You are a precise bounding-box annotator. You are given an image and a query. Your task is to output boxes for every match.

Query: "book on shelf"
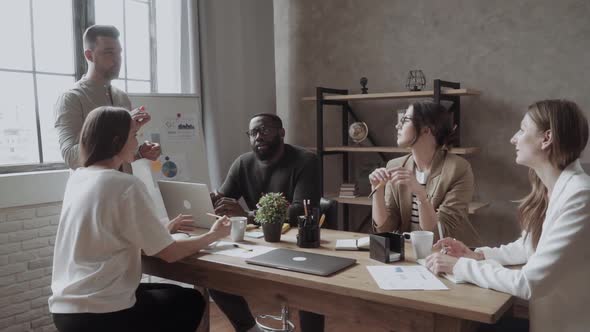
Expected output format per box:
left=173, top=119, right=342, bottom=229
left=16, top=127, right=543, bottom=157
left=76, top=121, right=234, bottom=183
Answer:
left=338, top=183, right=359, bottom=198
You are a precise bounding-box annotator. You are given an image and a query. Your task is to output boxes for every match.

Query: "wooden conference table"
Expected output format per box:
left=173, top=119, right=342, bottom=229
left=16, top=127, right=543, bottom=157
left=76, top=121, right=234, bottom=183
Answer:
left=142, top=228, right=514, bottom=332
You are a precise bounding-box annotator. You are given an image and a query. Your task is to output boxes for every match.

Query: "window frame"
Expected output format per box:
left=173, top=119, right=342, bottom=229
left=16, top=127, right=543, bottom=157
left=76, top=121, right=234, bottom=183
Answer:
left=1, top=0, right=199, bottom=174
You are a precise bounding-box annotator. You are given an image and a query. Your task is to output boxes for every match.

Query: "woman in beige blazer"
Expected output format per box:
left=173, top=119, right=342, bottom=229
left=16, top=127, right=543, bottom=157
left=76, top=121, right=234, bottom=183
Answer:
left=370, top=101, right=480, bottom=246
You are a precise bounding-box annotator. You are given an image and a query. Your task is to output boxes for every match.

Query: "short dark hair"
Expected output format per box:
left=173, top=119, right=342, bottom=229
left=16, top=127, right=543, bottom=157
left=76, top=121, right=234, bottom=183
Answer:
left=79, top=106, right=131, bottom=167
left=83, top=25, right=120, bottom=49
left=410, top=101, right=455, bottom=147
left=250, top=113, right=283, bottom=128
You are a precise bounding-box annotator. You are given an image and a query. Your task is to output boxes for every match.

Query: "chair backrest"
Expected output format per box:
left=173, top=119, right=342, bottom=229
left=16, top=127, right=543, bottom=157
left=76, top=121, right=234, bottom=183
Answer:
left=319, top=197, right=338, bottom=229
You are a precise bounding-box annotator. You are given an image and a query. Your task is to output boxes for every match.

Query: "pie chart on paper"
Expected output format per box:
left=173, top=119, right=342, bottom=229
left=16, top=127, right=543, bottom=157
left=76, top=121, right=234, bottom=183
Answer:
left=161, top=158, right=178, bottom=178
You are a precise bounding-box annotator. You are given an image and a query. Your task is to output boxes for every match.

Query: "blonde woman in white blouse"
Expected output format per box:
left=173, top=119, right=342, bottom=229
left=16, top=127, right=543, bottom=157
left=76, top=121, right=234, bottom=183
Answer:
left=426, top=99, right=590, bottom=332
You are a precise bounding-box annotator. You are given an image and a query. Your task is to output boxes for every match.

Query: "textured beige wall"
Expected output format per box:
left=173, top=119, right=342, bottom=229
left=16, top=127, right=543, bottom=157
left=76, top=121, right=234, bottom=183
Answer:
left=274, top=0, right=590, bottom=245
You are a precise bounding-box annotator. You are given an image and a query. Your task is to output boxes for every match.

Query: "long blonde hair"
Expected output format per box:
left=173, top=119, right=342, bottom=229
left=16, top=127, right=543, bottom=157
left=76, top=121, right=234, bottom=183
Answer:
left=518, top=100, right=588, bottom=249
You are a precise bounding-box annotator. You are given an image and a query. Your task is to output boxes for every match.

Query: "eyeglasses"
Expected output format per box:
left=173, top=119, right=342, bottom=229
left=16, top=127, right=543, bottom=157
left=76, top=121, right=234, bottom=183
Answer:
left=398, top=115, right=413, bottom=126
left=245, top=126, right=280, bottom=138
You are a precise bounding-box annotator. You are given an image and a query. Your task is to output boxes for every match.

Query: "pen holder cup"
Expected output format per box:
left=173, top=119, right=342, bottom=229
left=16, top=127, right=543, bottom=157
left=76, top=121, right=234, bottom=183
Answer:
left=370, top=232, right=405, bottom=263
left=296, top=215, right=320, bottom=248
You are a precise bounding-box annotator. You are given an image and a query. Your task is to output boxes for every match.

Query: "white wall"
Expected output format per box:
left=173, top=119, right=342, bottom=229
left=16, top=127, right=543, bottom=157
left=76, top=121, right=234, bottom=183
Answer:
left=0, top=202, right=60, bottom=332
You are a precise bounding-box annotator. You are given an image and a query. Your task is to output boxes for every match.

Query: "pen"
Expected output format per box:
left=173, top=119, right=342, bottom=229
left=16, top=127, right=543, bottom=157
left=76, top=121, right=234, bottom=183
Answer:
left=206, top=213, right=223, bottom=219
left=437, top=222, right=449, bottom=254
left=233, top=244, right=253, bottom=252
left=368, top=182, right=384, bottom=198
left=318, top=214, right=326, bottom=228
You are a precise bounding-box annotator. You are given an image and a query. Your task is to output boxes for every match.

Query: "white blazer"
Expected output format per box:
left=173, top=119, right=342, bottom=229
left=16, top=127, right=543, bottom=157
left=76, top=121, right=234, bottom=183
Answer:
left=453, top=160, right=590, bottom=332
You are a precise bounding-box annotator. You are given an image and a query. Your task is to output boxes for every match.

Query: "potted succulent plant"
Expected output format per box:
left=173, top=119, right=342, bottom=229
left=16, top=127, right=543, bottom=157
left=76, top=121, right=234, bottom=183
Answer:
left=255, top=193, right=289, bottom=242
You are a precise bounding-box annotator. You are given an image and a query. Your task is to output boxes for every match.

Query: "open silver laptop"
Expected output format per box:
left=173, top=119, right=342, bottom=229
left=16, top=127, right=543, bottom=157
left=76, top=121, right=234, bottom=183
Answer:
left=158, top=180, right=215, bottom=229
left=246, top=248, right=356, bottom=276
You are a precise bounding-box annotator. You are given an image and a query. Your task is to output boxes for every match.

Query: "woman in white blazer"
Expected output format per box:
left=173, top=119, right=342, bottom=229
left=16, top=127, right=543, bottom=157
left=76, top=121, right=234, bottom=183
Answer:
left=425, top=99, right=590, bottom=332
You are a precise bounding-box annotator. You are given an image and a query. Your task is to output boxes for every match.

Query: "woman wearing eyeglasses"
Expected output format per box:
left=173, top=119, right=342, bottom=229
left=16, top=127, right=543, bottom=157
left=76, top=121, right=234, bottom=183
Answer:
left=426, top=100, right=590, bottom=332
left=369, top=101, right=480, bottom=246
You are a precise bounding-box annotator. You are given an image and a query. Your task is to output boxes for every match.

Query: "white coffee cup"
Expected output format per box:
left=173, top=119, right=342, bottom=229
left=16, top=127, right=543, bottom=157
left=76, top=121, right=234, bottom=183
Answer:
left=230, top=217, right=247, bottom=242
left=403, top=231, right=434, bottom=260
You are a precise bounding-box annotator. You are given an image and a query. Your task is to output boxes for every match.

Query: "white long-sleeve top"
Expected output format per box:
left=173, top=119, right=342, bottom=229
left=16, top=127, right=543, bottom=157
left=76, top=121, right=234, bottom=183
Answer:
left=453, top=160, right=590, bottom=332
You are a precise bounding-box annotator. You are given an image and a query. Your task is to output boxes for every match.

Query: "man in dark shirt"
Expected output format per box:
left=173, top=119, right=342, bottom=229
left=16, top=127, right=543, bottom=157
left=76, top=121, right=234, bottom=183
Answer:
left=211, top=114, right=319, bottom=225
left=209, top=113, right=324, bottom=332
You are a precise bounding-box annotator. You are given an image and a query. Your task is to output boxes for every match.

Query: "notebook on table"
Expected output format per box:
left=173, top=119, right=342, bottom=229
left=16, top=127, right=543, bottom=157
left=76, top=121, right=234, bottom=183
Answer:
left=335, top=236, right=370, bottom=251
left=246, top=248, right=356, bottom=276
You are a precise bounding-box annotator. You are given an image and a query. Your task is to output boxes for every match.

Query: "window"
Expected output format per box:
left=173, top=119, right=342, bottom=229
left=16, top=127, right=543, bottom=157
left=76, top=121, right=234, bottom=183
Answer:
left=0, top=0, right=197, bottom=172
left=94, top=0, right=194, bottom=94
left=0, top=0, right=75, bottom=167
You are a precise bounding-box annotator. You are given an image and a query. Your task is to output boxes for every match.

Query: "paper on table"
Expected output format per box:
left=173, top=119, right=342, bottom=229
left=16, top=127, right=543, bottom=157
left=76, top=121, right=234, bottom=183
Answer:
left=367, top=265, right=448, bottom=290
left=245, top=231, right=264, bottom=239
left=416, top=259, right=464, bottom=284
left=202, top=241, right=276, bottom=259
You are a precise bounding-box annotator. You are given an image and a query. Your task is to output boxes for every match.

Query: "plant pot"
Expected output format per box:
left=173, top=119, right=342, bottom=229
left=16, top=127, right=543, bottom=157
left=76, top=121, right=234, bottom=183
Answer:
left=262, top=222, right=282, bottom=242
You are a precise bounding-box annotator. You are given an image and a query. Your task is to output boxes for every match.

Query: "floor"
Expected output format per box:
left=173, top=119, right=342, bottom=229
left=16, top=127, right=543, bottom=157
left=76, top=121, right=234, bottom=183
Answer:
left=208, top=298, right=383, bottom=332
left=209, top=299, right=301, bottom=332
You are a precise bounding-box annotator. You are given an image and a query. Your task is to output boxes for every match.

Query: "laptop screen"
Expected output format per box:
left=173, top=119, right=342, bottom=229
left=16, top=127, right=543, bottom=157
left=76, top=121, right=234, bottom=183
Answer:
left=158, top=180, right=215, bottom=229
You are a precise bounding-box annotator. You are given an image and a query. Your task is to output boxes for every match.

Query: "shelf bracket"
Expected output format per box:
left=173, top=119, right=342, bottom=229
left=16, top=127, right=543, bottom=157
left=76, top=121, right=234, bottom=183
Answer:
left=434, top=79, right=461, bottom=146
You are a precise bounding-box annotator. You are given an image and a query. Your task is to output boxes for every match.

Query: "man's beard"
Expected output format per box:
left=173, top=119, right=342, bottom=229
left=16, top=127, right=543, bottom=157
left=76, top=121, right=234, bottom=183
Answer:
left=253, top=135, right=281, bottom=161
left=105, top=66, right=121, bottom=80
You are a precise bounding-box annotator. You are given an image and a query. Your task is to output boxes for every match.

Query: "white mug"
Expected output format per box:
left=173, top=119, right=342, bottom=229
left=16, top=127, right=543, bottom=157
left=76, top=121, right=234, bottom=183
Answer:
left=230, top=217, right=247, bottom=242
left=403, top=231, right=434, bottom=260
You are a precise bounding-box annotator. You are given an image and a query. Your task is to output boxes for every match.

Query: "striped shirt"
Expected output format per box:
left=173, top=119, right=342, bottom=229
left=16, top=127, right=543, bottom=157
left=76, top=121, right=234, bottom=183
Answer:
left=411, top=169, right=428, bottom=231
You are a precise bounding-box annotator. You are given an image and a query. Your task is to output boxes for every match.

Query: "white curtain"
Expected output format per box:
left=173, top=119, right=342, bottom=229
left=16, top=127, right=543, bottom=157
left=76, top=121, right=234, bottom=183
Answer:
left=198, top=0, right=276, bottom=189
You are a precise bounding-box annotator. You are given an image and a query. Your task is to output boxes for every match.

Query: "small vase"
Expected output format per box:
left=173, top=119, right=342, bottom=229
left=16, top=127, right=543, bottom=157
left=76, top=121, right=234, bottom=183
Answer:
left=262, top=222, right=282, bottom=242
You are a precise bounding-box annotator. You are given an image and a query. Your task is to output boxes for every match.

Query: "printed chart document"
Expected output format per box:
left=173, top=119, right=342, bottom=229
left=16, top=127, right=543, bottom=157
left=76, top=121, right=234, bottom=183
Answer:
left=202, top=241, right=276, bottom=259
left=367, top=265, right=448, bottom=290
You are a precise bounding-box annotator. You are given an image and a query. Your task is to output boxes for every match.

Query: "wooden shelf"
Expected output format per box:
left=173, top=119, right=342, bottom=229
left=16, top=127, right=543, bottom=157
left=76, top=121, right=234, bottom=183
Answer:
left=306, top=146, right=480, bottom=155
left=302, top=88, right=481, bottom=102
left=326, top=195, right=488, bottom=215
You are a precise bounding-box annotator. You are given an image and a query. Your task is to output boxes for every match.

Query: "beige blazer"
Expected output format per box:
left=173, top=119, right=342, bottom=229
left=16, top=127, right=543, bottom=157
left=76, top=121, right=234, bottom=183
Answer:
left=374, top=149, right=481, bottom=246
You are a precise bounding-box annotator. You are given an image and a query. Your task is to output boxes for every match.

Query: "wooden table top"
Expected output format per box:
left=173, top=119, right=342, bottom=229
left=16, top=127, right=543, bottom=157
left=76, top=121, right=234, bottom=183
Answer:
left=145, top=228, right=514, bottom=324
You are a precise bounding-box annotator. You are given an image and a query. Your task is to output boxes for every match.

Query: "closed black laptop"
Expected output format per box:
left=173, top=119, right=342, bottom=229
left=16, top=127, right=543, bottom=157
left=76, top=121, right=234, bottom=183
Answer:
left=246, top=248, right=356, bottom=276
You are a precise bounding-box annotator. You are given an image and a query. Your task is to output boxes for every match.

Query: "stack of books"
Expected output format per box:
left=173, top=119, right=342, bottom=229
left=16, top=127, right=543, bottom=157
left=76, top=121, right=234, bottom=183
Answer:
left=339, top=183, right=358, bottom=198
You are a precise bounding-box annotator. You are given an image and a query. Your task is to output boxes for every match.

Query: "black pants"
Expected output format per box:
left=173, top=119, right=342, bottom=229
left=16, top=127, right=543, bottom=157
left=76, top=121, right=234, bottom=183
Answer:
left=209, top=289, right=324, bottom=332
left=478, top=316, right=529, bottom=332
left=53, top=283, right=205, bottom=332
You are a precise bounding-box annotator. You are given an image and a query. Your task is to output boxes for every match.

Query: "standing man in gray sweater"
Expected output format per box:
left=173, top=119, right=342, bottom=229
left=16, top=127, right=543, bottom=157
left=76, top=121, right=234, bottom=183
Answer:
left=54, top=25, right=160, bottom=170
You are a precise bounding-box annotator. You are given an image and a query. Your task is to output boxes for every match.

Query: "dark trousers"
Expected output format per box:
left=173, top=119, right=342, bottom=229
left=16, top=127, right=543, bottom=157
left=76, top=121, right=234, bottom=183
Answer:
left=209, top=289, right=324, bottom=332
left=53, top=283, right=205, bottom=332
left=478, top=316, right=529, bottom=332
